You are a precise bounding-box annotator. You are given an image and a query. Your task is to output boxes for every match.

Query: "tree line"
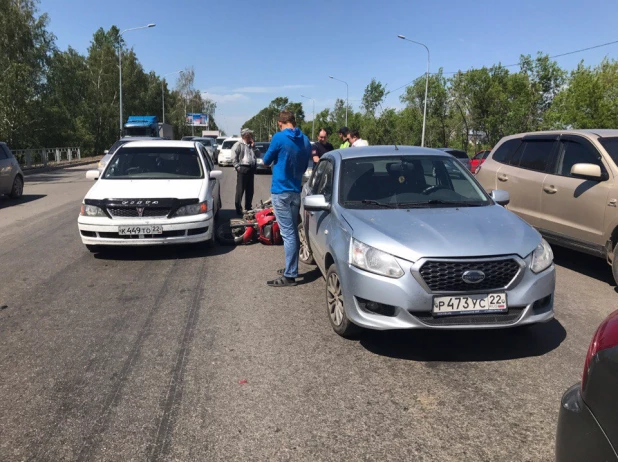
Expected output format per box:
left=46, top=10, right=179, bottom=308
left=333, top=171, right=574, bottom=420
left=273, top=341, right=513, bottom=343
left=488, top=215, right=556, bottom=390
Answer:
left=243, top=54, right=618, bottom=154
left=0, top=0, right=220, bottom=156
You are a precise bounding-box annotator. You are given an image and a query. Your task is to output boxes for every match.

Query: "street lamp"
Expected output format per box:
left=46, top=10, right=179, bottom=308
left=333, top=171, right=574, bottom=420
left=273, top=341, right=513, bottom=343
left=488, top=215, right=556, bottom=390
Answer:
left=161, top=70, right=182, bottom=124
left=329, top=75, right=348, bottom=127
left=398, top=34, right=430, bottom=147
left=118, top=23, right=156, bottom=137
left=300, top=94, right=315, bottom=140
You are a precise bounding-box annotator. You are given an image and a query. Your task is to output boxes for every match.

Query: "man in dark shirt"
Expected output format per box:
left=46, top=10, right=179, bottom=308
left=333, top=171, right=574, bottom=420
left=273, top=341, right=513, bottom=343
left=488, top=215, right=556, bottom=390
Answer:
left=311, top=128, right=334, bottom=163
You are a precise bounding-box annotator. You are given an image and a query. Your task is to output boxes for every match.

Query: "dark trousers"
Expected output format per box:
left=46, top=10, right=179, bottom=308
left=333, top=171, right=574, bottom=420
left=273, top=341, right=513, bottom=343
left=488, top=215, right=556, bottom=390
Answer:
left=235, top=168, right=255, bottom=212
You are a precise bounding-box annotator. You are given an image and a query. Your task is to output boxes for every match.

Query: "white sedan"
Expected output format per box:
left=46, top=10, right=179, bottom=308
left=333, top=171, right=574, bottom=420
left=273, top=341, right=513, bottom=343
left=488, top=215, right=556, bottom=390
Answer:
left=78, top=140, right=222, bottom=252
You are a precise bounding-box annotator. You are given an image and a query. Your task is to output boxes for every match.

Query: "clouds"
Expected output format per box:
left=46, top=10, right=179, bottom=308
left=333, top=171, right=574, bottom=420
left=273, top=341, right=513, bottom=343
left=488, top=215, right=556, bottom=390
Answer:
left=207, top=93, right=249, bottom=103
left=203, top=84, right=314, bottom=104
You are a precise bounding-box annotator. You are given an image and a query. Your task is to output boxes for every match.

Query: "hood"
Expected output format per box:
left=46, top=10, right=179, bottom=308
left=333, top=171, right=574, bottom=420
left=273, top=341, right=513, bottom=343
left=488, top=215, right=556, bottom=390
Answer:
left=340, top=205, right=540, bottom=262
left=86, top=179, right=204, bottom=200
left=283, top=127, right=304, bottom=140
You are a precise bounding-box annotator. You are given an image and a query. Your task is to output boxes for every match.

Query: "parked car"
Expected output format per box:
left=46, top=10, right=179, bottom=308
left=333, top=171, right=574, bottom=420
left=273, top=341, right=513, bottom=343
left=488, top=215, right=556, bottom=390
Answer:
left=556, top=309, right=618, bottom=461
left=254, top=142, right=271, bottom=173
left=78, top=140, right=222, bottom=252
left=436, top=148, right=471, bottom=177
left=0, top=142, right=24, bottom=199
left=98, top=137, right=164, bottom=172
left=215, top=136, right=227, bottom=158
left=300, top=146, right=555, bottom=337
left=217, top=138, right=241, bottom=166
left=181, top=136, right=197, bottom=141
left=476, top=130, right=618, bottom=285
left=192, top=137, right=216, bottom=161
left=469, top=150, right=492, bottom=173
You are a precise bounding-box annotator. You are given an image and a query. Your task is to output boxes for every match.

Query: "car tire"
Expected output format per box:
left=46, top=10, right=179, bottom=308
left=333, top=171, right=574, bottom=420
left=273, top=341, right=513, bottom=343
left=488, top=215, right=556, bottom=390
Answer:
left=298, top=223, right=315, bottom=265
left=325, top=265, right=362, bottom=338
left=612, top=243, right=618, bottom=285
left=85, top=244, right=100, bottom=253
left=9, top=175, right=23, bottom=199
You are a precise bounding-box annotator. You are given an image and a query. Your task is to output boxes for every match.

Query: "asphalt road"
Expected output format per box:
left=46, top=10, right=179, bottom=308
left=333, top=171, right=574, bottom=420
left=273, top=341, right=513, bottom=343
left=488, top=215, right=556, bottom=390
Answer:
left=0, top=164, right=616, bottom=461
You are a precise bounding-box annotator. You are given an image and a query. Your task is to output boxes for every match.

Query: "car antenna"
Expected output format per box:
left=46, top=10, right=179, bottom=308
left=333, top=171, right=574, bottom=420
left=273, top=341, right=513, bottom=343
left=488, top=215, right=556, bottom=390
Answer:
left=394, top=144, right=399, bottom=150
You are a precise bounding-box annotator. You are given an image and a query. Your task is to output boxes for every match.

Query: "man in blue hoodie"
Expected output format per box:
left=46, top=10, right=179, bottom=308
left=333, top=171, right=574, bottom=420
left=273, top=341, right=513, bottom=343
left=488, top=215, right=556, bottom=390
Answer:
left=263, top=111, right=312, bottom=287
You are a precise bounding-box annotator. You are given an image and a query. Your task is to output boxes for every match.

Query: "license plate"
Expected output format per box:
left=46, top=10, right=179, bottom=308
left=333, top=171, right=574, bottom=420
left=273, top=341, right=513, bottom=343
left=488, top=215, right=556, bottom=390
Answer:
left=118, top=225, right=163, bottom=235
left=433, top=293, right=507, bottom=316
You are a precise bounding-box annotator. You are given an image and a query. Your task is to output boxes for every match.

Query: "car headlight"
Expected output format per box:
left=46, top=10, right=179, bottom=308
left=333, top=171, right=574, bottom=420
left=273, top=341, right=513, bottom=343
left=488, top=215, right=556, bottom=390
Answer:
left=80, top=204, right=106, bottom=217
left=349, top=238, right=404, bottom=278
left=174, top=201, right=208, bottom=217
left=530, top=238, right=553, bottom=273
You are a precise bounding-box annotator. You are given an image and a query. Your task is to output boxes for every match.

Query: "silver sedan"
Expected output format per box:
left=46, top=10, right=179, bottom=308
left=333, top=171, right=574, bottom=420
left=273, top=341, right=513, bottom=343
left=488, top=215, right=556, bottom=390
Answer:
left=300, top=146, right=555, bottom=337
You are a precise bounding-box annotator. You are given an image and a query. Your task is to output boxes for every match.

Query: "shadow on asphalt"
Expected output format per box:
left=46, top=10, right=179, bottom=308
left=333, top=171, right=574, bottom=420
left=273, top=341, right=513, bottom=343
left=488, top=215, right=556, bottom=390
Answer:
left=552, top=245, right=615, bottom=288
left=25, top=166, right=94, bottom=183
left=0, top=194, right=46, bottom=209
left=359, top=319, right=567, bottom=362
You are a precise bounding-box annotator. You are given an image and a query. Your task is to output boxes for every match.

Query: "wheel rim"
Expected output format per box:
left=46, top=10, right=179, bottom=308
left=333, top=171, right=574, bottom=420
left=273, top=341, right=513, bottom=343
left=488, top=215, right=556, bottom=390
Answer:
left=327, top=272, right=344, bottom=326
left=14, top=177, right=23, bottom=196
left=299, top=226, right=311, bottom=261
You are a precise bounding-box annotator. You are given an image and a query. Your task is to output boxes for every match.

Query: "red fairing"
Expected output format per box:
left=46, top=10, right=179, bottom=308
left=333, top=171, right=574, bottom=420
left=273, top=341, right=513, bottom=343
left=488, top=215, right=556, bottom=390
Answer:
left=256, top=208, right=281, bottom=245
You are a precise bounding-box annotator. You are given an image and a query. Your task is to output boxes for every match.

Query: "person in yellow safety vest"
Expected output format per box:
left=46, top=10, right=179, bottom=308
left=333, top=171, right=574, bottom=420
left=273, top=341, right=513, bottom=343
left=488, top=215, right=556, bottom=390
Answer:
left=338, top=127, right=350, bottom=149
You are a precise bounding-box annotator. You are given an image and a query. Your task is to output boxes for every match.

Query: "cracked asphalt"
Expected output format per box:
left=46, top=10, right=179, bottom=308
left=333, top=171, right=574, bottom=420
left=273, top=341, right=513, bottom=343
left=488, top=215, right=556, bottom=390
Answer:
left=0, top=164, right=616, bottom=461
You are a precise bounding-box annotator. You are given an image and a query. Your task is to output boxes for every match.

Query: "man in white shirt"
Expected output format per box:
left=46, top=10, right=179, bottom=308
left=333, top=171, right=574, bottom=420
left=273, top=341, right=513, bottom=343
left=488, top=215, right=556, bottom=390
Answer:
left=348, top=130, right=369, bottom=147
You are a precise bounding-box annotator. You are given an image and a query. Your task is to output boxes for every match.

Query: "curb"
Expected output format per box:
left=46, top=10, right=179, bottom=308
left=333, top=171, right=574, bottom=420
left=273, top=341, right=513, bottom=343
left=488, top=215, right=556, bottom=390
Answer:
left=22, top=157, right=102, bottom=176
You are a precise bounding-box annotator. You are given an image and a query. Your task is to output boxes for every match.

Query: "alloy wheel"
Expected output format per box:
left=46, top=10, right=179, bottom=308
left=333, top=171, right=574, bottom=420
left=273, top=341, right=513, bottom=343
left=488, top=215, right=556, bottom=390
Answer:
left=327, top=272, right=344, bottom=326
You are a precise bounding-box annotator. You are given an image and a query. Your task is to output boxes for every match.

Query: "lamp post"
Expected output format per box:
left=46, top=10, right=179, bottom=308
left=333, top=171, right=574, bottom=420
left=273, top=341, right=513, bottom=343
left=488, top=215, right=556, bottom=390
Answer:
left=300, top=94, right=315, bottom=140
left=329, top=75, right=348, bottom=127
left=397, top=35, right=430, bottom=147
left=118, top=23, right=156, bottom=137
left=161, top=70, right=182, bottom=124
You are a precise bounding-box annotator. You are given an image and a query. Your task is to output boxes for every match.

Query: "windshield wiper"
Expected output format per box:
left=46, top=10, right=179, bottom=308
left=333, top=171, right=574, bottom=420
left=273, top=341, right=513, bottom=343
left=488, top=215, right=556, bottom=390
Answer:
left=397, top=200, right=485, bottom=208
left=344, top=200, right=395, bottom=208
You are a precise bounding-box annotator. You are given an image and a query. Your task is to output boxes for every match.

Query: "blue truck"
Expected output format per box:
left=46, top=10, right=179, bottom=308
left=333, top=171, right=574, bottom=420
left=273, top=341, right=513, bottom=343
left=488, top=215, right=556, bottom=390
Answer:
left=123, top=116, right=174, bottom=139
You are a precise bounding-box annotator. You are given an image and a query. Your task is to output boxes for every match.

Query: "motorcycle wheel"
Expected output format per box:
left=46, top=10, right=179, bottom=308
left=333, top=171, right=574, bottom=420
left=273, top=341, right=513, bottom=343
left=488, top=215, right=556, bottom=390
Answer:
left=216, top=220, right=246, bottom=245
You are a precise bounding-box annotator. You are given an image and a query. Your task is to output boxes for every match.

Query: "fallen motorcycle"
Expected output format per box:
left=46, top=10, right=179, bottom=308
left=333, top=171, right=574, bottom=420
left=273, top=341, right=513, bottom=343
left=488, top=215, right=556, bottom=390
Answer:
left=216, top=199, right=282, bottom=246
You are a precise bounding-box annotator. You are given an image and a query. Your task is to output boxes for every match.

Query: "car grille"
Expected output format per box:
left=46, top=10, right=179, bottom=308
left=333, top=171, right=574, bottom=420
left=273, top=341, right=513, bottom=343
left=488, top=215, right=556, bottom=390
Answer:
left=107, top=207, right=171, bottom=218
left=419, top=258, right=520, bottom=292
left=413, top=307, right=525, bottom=326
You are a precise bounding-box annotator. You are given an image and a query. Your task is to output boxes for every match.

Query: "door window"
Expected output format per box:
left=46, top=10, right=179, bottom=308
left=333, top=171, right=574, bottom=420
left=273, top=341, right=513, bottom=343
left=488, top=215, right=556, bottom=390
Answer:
left=309, top=160, right=329, bottom=194
left=553, top=140, right=606, bottom=178
left=510, top=140, right=554, bottom=172
left=315, top=161, right=334, bottom=202
left=0, top=147, right=8, bottom=160
left=492, top=139, right=521, bottom=164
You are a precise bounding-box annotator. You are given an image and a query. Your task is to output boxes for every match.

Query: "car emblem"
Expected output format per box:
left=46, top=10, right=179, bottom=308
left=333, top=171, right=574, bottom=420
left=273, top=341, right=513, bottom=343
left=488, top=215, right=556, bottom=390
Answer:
left=136, top=207, right=144, bottom=217
left=462, top=270, right=485, bottom=284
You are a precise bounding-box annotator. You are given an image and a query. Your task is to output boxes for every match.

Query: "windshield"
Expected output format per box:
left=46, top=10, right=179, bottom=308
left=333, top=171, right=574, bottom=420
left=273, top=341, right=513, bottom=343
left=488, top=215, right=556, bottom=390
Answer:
left=103, top=147, right=204, bottom=180
left=197, top=139, right=212, bottom=146
left=222, top=140, right=237, bottom=149
left=216, top=137, right=226, bottom=144
left=599, top=138, right=618, bottom=167
left=107, top=139, right=129, bottom=155
left=339, top=156, right=489, bottom=209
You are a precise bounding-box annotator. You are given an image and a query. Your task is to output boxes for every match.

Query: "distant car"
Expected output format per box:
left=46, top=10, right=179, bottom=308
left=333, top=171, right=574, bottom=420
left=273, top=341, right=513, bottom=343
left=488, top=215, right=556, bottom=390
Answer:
left=556, top=309, right=618, bottom=461
left=0, top=142, right=24, bottom=199
left=78, top=140, right=222, bottom=252
left=469, top=150, right=492, bottom=173
left=217, top=138, right=241, bottom=166
left=254, top=142, right=271, bottom=173
left=300, top=146, right=555, bottom=337
left=181, top=136, right=197, bottom=141
left=98, top=137, right=164, bottom=172
left=436, top=147, right=470, bottom=168
left=192, top=137, right=216, bottom=161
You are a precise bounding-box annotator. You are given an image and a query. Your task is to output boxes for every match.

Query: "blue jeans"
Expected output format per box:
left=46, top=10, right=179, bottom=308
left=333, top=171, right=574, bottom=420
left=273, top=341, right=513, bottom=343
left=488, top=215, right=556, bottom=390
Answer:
left=272, top=192, right=301, bottom=278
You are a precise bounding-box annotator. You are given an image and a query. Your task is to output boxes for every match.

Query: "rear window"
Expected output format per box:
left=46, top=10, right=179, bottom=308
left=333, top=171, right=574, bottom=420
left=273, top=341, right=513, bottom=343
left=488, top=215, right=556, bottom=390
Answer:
left=447, top=150, right=469, bottom=159
left=599, top=138, right=618, bottom=167
left=222, top=140, right=237, bottom=149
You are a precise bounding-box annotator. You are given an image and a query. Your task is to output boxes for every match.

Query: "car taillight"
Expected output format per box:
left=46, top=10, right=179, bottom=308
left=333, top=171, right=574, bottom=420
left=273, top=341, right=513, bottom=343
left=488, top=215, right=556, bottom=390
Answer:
left=582, top=310, right=618, bottom=391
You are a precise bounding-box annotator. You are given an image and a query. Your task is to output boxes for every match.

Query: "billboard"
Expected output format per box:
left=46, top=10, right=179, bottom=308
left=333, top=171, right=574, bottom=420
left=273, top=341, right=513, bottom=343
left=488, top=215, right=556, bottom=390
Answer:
left=186, top=113, right=209, bottom=127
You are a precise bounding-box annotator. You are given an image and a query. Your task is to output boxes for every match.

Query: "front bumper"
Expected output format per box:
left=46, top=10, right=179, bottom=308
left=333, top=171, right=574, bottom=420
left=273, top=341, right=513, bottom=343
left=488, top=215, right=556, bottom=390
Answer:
left=77, top=213, right=214, bottom=246
left=556, top=384, right=617, bottom=462
left=218, top=155, right=233, bottom=166
left=339, top=255, right=555, bottom=330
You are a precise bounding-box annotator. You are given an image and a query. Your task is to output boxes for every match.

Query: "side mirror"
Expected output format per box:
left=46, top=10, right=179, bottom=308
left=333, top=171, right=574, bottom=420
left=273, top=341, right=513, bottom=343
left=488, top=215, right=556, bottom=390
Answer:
left=571, top=163, right=604, bottom=181
left=490, top=189, right=510, bottom=206
left=86, top=170, right=100, bottom=181
left=103, top=150, right=109, bottom=154
left=304, top=194, right=331, bottom=212
left=209, top=170, right=223, bottom=179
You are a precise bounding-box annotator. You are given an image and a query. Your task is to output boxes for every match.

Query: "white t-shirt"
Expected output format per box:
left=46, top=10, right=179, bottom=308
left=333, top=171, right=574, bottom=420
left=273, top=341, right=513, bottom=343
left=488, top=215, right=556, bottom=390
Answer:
left=352, top=139, right=369, bottom=147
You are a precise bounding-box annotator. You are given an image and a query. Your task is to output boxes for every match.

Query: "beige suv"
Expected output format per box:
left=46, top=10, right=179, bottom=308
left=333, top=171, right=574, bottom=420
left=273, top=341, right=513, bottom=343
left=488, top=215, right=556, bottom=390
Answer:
left=476, top=130, right=618, bottom=284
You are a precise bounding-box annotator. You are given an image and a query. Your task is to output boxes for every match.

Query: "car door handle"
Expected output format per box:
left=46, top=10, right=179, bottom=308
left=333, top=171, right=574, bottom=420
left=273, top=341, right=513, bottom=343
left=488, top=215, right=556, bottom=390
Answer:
left=498, top=174, right=508, bottom=182
left=543, top=185, right=557, bottom=194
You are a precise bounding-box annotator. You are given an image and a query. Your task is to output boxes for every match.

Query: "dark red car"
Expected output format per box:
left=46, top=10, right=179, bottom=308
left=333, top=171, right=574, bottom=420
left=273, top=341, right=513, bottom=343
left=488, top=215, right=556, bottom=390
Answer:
left=469, top=150, right=492, bottom=173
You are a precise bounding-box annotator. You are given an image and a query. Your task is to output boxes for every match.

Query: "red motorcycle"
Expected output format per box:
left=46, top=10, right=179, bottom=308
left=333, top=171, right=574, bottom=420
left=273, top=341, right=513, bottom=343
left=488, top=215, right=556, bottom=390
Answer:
left=216, top=199, right=282, bottom=246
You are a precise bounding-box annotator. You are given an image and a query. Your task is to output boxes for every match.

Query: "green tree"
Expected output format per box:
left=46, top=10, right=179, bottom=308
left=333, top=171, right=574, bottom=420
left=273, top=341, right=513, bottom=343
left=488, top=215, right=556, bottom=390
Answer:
left=361, top=78, right=387, bottom=116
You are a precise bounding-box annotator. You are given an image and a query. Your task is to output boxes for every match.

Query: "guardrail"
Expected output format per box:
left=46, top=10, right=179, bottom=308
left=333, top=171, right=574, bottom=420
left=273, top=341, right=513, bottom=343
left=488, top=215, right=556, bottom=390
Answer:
left=12, top=147, right=81, bottom=169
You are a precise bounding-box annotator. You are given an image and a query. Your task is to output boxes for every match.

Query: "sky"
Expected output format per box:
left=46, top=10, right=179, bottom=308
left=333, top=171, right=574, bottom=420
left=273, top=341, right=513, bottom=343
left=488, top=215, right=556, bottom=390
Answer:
left=41, top=0, right=618, bottom=136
